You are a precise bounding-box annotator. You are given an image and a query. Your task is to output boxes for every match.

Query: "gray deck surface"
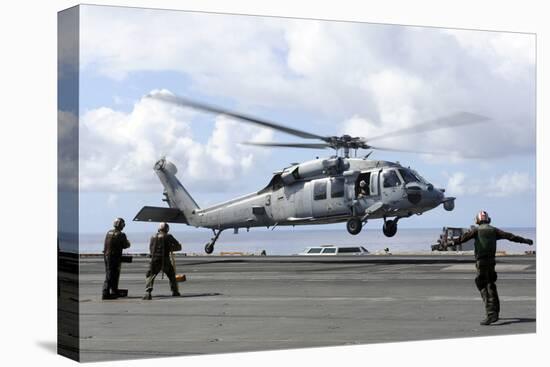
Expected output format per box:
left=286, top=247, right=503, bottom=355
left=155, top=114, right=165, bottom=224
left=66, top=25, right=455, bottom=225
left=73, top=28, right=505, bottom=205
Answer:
left=72, top=255, right=536, bottom=362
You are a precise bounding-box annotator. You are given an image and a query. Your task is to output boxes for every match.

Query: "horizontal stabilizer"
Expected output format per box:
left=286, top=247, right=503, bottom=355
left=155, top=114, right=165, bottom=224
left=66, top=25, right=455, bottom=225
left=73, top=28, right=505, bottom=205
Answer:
left=133, top=206, right=187, bottom=224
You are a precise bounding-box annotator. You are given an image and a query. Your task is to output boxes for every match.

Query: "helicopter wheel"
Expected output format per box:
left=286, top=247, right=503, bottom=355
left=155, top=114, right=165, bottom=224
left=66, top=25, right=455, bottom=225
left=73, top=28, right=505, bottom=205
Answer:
left=204, top=242, right=214, bottom=254
left=346, top=218, right=362, bottom=235
left=383, top=220, right=398, bottom=237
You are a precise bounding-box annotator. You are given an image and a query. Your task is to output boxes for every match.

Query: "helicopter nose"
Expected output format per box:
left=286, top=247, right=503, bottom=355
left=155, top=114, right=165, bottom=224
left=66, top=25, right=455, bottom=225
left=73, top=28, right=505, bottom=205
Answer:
left=405, top=185, right=423, bottom=205
left=429, top=187, right=444, bottom=202
left=405, top=183, right=443, bottom=206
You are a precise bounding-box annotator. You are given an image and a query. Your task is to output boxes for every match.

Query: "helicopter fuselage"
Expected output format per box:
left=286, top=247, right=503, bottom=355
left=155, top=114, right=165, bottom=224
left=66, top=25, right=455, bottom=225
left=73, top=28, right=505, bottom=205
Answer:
left=191, top=157, right=450, bottom=229
left=136, top=157, right=454, bottom=240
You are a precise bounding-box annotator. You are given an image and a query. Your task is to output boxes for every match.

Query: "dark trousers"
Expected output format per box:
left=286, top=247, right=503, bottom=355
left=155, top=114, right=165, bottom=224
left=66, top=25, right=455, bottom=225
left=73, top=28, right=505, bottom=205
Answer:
left=103, top=256, right=121, bottom=296
left=145, top=259, right=178, bottom=293
left=475, top=257, right=500, bottom=317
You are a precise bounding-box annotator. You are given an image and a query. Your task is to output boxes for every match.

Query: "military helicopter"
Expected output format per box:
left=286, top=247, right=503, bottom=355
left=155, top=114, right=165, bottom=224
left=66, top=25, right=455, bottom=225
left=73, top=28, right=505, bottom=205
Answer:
left=134, top=93, right=487, bottom=254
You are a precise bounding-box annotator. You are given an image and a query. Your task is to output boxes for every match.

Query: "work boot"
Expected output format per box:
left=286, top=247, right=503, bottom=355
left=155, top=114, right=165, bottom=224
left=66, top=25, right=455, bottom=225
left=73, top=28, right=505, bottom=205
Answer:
left=102, top=293, right=118, bottom=300
left=116, top=289, right=128, bottom=297
left=142, top=291, right=152, bottom=300
left=172, top=291, right=181, bottom=297
left=480, top=313, right=499, bottom=325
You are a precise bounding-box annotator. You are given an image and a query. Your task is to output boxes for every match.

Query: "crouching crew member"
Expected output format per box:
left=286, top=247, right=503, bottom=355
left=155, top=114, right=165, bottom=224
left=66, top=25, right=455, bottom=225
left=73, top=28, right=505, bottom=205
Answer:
left=143, top=222, right=182, bottom=300
left=454, top=211, right=533, bottom=325
left=102, top=218, right=131, bottom=300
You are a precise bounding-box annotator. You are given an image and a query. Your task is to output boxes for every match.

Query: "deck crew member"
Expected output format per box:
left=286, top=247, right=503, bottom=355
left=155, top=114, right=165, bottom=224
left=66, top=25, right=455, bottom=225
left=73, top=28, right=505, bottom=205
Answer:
left=454, top=211, right=533, bottom=325
left=143, top=222, right=182, bottom=300
left=358, top=180, right=368, bottom=198
left=102, top=218, right=131, bottom=300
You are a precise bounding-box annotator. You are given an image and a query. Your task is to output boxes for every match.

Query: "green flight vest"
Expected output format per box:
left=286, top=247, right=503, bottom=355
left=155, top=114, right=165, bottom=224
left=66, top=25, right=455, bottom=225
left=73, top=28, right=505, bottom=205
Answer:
left=475, top=224, right=497, bottom=258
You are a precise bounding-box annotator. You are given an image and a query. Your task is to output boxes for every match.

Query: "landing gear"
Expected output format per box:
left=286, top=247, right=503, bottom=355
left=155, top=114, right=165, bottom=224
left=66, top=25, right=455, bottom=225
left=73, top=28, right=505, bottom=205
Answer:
left=204, top=229, right=223, bottom=255
left=382, top=219, right=398, bottom=237
left=204, top=242, right=214, bottom=254
left=346, top=218, right=363, bottom=235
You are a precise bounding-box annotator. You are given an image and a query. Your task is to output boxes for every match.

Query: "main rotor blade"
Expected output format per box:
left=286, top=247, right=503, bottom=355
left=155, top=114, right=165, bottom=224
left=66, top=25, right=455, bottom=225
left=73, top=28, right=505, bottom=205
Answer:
left=242, top=142, right=331, bottom=149
left=367, top=112, right=489, bottom=142
left=368, top=144, right=484, bottom=158
left=148, top=92, right=326, bottom=140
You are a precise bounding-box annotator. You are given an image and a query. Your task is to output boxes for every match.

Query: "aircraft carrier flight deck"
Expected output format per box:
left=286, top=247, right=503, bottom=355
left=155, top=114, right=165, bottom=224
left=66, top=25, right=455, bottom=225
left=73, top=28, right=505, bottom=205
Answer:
left=62, top=255, right=536, bottom=362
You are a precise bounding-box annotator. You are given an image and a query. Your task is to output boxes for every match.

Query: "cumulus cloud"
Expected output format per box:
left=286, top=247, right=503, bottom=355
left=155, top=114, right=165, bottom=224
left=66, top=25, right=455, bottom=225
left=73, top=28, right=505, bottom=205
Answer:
left=446, top=171, right=534, bottom=197
left=443, top=29, right=535, bottom=81
left=78, top=6, right=535, bottom=169
left=78, top=90, right=273, bottom=192
left=490, top=171, right=534, bottom=197
left=446, top=172, right=468, bottom=195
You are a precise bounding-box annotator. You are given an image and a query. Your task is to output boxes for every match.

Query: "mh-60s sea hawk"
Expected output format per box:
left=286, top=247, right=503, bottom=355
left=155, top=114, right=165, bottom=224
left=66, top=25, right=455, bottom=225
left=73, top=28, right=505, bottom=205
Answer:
left=134, top=93, right=487, bottom=254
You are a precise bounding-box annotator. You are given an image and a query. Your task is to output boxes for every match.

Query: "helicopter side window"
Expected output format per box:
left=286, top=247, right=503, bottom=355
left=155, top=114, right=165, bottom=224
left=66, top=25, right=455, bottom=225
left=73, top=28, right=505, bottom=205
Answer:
left=398, top=168, right=419, bottom=184
left=313, top=180, right=327, bottom=200
left=382, top=170, right=402, bottom=188
left=331, top=178, right=345, bottom=198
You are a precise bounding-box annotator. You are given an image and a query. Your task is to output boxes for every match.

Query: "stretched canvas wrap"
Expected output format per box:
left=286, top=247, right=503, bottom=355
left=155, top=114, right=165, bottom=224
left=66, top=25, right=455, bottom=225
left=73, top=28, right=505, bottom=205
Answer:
left=58, top=4, right=536, bottom=362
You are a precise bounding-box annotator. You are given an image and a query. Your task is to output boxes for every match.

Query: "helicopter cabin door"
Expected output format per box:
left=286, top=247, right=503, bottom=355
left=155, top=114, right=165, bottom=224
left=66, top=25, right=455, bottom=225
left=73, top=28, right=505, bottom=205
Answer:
left=326, top=177, right=348, bottom=216
left=311, top=178, right=329, bottom=218
left=293, top=181, right=311, bottom=218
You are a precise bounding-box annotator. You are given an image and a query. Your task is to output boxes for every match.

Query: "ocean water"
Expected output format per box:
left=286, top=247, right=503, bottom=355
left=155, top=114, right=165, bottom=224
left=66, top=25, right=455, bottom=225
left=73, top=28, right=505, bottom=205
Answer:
left=78, top=227, right=536, bottom=255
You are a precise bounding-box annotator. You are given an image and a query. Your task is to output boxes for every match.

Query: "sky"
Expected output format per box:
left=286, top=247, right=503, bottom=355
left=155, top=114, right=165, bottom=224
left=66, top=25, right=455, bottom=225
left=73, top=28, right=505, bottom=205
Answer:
left=62, top=5, right=536, bottom=233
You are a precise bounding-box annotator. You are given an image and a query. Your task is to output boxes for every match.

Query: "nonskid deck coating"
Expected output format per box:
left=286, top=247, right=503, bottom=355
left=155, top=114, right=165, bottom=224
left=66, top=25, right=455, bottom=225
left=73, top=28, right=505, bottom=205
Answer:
left=67, top=255, right=536, bottom=362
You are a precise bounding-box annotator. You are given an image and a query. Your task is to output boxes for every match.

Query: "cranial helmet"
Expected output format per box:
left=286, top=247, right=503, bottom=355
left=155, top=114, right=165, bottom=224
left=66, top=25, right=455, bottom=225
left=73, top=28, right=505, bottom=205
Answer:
left=475, top=210, right=491, bottom=225
left=113, top=217, right=125, bottom=230
left=159, top=222, right=170, bottom=233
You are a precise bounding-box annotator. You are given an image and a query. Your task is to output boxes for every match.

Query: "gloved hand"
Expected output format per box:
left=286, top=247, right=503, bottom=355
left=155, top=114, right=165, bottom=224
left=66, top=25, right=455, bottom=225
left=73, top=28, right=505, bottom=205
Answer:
left=525, top=239, right=533, bottom=245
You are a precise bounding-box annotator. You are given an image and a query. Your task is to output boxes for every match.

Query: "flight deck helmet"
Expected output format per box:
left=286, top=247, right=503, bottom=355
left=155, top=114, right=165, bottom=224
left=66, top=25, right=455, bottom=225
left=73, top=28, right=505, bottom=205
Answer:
left=159, top=222, right=170, bottom=233
left=113, top=217, right=125, bottom=230
left=475, top=210, right=491, bottom=225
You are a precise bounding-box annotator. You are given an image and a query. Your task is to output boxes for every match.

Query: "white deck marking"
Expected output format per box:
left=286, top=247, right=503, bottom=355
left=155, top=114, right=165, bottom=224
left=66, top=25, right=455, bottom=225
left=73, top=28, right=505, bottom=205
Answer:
left=441, top=264, right=531, bottom=272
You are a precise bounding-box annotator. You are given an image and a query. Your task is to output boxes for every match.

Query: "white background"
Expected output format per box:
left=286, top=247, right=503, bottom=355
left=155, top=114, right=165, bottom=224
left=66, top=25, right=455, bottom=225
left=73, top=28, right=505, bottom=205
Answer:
left=0, top=1, right=547, bottom=366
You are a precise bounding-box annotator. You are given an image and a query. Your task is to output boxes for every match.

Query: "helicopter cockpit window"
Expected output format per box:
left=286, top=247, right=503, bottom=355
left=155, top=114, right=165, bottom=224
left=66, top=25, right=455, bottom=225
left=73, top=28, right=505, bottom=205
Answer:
left=412, top=170, right=429, bottom=184
left=331, top=178, right=345, bottom=198
left=382, top=169, right=402, bottom=188
left=313, top=180, right=327, bottom=200
left=398, top=169, right=419, bottom=184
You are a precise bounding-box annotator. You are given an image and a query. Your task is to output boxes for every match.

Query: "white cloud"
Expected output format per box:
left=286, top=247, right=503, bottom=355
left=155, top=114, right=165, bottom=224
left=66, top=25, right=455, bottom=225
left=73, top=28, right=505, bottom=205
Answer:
left=79, top=6, right=535, bottom=163
left=446, top=171, right=533, bottom=197
left=78, top=90, right=273, bottom=192
left=443, top=29, right=535, bottom=80
left=446, top=172, right=468, bottom=195
left=489, top=171, right=534, bottom=197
